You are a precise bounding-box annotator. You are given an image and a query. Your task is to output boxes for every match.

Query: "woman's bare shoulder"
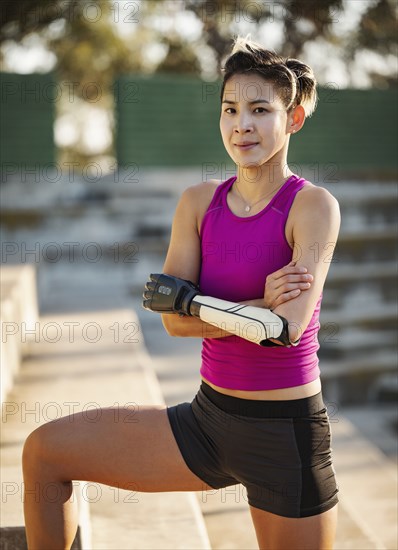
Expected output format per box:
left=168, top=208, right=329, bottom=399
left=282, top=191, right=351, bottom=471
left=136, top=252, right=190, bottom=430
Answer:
left=183, top=179, right=222, bottom=196
left=286, top=183, right=340, bottom=242
left=181, top=179, right=223, bottom=208
left=294, top=182, right=340, bottom=212
left=181, top=180, right=224, bottom=233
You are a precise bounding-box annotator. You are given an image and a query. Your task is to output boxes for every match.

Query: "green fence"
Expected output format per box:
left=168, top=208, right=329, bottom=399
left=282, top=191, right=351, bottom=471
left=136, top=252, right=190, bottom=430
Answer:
left=115, top=73, right=397, bottom=176
left=0, top=73, right=56, bottom=170
left=291, top=86, right=397, bottom=175
left=114, top=73, right=225, bottom=168
left=1, top=72, right=396, bottom=177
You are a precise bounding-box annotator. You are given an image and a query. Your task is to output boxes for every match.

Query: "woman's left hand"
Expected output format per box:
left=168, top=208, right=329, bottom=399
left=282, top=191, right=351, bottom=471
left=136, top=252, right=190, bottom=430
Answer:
left=264, top=261, right=313, bottom=310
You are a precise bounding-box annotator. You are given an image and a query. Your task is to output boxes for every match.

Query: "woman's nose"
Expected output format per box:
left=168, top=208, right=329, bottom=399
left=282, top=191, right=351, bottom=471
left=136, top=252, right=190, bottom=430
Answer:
left=234, top=113, right=254, bottom=133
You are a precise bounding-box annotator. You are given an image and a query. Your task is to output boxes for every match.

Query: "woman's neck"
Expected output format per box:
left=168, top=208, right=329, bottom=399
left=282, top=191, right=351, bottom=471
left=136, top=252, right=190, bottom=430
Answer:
left=234, top=165, right=294, bottom=203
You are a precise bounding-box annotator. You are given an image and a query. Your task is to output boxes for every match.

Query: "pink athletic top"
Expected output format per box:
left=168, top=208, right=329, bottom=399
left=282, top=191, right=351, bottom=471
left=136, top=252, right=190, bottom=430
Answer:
left=199, top=174, right=321, bottom=390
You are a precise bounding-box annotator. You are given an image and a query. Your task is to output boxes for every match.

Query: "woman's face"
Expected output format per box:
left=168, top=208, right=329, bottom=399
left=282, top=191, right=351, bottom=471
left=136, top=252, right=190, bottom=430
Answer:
left=219, top=73, right=291, bottom=168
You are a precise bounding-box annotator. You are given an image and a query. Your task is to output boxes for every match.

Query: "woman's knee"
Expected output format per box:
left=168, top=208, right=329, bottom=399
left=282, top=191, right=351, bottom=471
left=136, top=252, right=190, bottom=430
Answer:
left=22, top=420, right=61, bottom=474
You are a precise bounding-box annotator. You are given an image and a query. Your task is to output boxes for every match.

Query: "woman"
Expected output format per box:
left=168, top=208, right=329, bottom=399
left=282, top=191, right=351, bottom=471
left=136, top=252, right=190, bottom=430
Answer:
left=23, top=36, right=340, bottom=549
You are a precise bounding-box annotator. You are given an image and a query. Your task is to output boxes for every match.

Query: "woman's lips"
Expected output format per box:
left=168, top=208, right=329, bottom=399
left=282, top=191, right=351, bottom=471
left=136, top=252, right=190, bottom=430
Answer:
left=234, top=143, right=258, bottom=150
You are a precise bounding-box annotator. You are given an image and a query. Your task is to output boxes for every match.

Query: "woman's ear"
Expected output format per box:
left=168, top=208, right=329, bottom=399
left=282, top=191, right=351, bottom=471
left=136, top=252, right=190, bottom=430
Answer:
left=288, top=105, right=306, bottom=134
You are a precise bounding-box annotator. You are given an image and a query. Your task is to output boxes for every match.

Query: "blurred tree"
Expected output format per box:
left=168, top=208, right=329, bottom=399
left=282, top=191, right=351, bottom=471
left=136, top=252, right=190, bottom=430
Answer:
left=1, top=0, right=142, bottom=99
left=282, top=0, right=344, bottom=58
left=156, top=39, right=201, bottom=74
left=49, top=4, right=135, bottom=101
left=0, top=0, right=68, bottom=42
left=346, top=0, right=397, bottom=88
left=183, top=0, right=344, bottom=71
left=357, top=0, right=397, bottom=55
left=164, top=0, right=397, bottom=87
left=0, top=0, right=153, bottom=167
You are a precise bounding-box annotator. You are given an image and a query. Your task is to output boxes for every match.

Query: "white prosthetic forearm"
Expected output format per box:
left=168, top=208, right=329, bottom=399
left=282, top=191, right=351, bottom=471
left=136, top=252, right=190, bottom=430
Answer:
left=190, top=295, right=300, bottom=347
left=142, top=273, right=300, bottom=347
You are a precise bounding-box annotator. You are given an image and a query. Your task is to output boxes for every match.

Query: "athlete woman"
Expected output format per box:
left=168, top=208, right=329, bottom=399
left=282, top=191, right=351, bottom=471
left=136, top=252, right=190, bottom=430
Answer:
left=22, top=36, right=340, bottom=549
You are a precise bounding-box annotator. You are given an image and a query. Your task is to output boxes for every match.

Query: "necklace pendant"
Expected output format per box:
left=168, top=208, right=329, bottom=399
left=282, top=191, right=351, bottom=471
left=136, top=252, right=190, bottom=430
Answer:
left=245, top=205, right=251, bottom=212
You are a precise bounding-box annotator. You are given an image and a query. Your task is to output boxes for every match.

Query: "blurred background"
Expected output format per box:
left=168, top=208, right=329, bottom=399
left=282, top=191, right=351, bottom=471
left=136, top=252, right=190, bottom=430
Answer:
left=0, top=1, right=397, bottom=548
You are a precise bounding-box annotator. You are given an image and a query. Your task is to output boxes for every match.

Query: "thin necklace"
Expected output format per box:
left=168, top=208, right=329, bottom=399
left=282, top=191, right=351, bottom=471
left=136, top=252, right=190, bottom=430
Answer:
left=234, top=178, right=288, bottom=213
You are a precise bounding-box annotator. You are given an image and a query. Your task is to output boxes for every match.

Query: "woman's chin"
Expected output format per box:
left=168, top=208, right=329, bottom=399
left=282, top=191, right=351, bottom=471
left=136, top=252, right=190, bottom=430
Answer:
left=235, top=160, right=266, bottom=169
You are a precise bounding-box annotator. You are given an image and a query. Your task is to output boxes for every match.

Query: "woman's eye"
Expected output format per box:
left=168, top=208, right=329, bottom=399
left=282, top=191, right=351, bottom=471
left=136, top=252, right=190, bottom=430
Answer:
left=223, top=107, right=269, bottom=114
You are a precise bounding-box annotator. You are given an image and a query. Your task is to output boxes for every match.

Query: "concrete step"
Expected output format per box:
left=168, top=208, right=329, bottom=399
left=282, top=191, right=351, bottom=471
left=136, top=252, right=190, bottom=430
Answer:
left=108, top=195, right=177, bottom=216
left=320, top=351, right=397, bottom=404
left=339, top=211, right=397, bottom=231
left=327, top=261, right=397, bottom=283
left=319, top=328, right=397, bottom=356
left=337, top=226, right=397, bottom=242
left=320, top=351, right=397, bottom=380
left=320, top=303, right=397, bottom=327
left=331, top=415, right=398, bottom=550
left=323, top=181, right=397, bottom=201
left=0, top=309, right=211, bottom=550
left=341, top=403, right=397, bottom=460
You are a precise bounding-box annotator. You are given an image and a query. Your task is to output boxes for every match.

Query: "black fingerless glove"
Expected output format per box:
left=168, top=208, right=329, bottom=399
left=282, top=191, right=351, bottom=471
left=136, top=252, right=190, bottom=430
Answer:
left=142, top=273, right=200, bottom=316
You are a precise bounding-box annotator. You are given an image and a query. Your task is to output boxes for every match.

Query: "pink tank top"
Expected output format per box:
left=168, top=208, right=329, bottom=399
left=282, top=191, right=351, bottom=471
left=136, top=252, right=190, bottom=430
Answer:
left=199, top=174, right=321, bottom=390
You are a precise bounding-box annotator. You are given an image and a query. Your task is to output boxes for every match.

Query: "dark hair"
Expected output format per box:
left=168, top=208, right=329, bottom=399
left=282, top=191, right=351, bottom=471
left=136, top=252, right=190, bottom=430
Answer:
left=220, top=35, right=318, bottom=117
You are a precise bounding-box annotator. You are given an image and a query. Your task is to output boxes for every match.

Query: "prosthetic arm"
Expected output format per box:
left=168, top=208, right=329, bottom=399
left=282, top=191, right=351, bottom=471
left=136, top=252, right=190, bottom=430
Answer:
left=142, top=273, right=300, bottom=347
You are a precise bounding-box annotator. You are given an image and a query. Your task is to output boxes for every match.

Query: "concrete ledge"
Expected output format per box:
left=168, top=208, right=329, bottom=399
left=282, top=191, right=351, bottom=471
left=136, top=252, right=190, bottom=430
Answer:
left=0, top=264, right=39, bottom=404
left=0, top=264, right=39, bottom=343
left=0, top=523, right=85, bottom=549
left=0, top=296, right=21, bottom=404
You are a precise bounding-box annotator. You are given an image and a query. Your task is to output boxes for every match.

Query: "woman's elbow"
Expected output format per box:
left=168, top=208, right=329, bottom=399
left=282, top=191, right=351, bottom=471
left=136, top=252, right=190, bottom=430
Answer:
left=288, top=322, right=303, bottom=345
left=161, top=314, right=181, bottom=336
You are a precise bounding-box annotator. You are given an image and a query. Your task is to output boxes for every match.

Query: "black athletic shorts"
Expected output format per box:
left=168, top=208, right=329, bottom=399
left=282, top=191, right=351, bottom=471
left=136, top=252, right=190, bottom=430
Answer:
left=167, top=381, right=339, bottom=518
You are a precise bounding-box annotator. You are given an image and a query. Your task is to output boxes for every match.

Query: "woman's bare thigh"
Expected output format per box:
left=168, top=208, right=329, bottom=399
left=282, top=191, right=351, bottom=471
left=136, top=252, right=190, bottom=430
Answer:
left=27, top=404, right=212, bottom=493
left=249, top=503, right=338, bottom=550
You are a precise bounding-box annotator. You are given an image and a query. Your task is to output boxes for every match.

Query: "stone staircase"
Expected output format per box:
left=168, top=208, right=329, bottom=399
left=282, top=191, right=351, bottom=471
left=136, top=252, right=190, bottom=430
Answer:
left=317, top=180, right=397, bottom=404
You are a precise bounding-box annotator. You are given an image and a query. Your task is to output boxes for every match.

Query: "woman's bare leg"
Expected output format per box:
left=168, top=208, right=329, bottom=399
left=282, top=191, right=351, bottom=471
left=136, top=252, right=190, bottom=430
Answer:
left=22, top=405, right=212, bottom=549
left=249, top=503, right=338, bottom=550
